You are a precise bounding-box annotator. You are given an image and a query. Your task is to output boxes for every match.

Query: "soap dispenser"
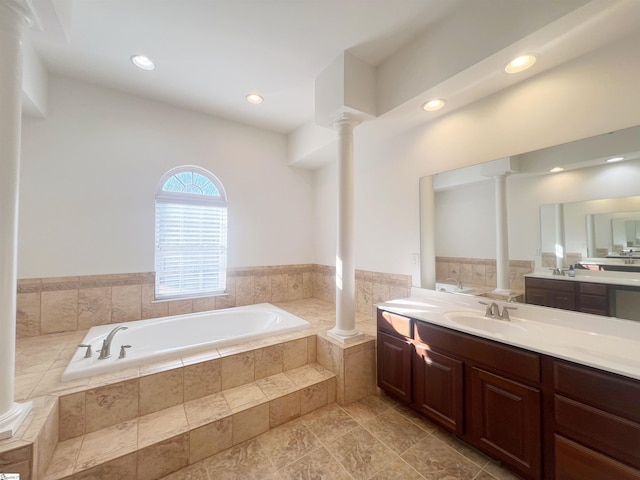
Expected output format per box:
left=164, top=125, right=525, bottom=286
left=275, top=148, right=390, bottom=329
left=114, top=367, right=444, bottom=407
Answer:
left=568, top=264, right=575, bottom=277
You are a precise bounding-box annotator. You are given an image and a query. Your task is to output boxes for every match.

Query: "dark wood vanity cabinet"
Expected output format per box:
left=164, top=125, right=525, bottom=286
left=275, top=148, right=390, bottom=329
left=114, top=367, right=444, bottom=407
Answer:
left=376, top=307, right=640, bottom=480
left=551, top=360, right=640, bottom=480
left=525, top=277, right=576, bottom=310
left=576, top=282, right=609, bottom=316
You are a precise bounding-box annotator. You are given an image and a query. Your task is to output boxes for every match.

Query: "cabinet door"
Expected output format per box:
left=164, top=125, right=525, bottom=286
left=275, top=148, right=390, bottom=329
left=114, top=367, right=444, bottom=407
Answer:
left=555, top=435, right=640, bottom=480
left=376, top=331, right=412, bottom=403
left=471, top=368, right=541, bottom=480
left=413, top=344, right=464, bottom=435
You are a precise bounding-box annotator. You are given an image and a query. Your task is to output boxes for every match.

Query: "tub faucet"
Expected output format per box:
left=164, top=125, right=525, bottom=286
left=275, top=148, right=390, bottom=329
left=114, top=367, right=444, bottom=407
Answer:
left=98, top=325, right=128, bottom=359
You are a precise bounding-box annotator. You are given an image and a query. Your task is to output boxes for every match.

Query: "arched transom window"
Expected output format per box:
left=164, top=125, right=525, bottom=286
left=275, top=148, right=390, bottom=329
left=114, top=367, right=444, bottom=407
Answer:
left=155, top=166, right=227, bottom=299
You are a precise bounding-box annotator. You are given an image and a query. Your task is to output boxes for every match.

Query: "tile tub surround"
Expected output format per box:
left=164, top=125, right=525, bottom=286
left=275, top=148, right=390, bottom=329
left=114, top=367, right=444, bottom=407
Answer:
left=436, top=256, right=534, bottom=292
left=16, top=265, right=411, bottom=337
left=4, top=298, right=380, bottom=479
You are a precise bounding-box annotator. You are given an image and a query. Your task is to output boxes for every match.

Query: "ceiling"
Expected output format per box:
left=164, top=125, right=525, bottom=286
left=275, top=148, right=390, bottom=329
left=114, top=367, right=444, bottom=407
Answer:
left=24, top=0, right=640, bottom=138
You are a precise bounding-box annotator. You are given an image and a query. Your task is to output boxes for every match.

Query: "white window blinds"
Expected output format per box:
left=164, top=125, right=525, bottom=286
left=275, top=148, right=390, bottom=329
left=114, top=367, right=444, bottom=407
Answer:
left=155, top=167, right=227, bottom=300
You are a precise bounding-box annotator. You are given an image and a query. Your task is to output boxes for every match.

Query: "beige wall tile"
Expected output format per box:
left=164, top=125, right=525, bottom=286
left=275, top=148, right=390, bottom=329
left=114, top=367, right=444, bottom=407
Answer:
left=84, top=379, right=139, bottom=433
left=300, top=381, right=328, bottom=415
left=137, top=405, right=188, bottom=449
left=287, top=273, right=304, bottom=301
left=16, top=292, right=41, bottom=337
left=460, top=263, right=473, bottom=285
left=112, top=285, right=141, bottom=322
left=372, top=283, right=390, bottom=306
left=302, top=271, right=313, bottom=298
left=141, top=284, right=168, bottom=319
left=307, top=336, right=317, bottom=364
left=254, top=275, right=271, bottom=303
left=184, top=392, right=232, bottom=428
left=316, top=336, right=343, bottom=376
left=192, top=296, right=216, bottom=313
left=254, top=344, right=283, bottom=380
left=167, top=299, right=193, bottom=315
left=221, top=351, right=255, bottom=390
left=139, top=369, right=184, bottom=416
left=35, top=400, right=59, bottom=480
left=223, top=384, right=267, bottom=412
left=136, top=433, right=189, bottom=480
left=189, top=417, right=232, bottom=464
left=59, top=392, right=86, bottom=441
left=73, top=452, right=137, bottom=480
left=327, top=377, right=337, bottom=404
left=472, top=263, right=487, bottom=286
left=78, top=287, right=112, bottom=329
left=344, top=345, right=376, bottom=404
left=232, top=403, right=269, bottom=445
left=235, top=276, right=255, bottom=306
left=356, top=280, right=372, bottom=315
left=41, top=290, right=78, bottom=334
left=183, top=358, right=221, bottom=402
left=283, top=338, right=308, bottom=371
left=270, top=391, right=301, bottom=428
left=270, top=274, right=287, bottom=302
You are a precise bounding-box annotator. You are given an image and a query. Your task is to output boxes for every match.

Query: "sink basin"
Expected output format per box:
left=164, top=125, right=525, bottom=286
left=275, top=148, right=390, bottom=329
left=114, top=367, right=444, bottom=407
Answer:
left=435, top=283, right=476, bottom=294
left=442, top=311, right=527, bottom=337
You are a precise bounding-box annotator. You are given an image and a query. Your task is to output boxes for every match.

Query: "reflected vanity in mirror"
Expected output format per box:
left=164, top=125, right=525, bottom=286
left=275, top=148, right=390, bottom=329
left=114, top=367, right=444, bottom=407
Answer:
left=420, top=124, right=640, bottom=319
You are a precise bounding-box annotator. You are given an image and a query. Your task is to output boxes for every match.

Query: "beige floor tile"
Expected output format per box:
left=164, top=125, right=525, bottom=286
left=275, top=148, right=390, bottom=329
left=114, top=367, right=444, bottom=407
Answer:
left=284, top=363, right=333, bottom=389
left=393, top=402, right=439, bottom=433
left=326, top=426, right=396, bottom=480
left=341, top=394, right=395, bottom=423
left=159, top=461, right=210, bottom=480
left=401, top=435, right=483, bottom=480
left=431, top=427, right=491, bottom=468
left=482, top=460, right=524, bottom=480
left=45, top=436, right=83, bottom=479
left=184, top=392, right=232, bottom=428
left=257, top=419, right=321, bottom=470
left=73, top=453, right=137, bottom=480
left=368, top=456, right=426, bottom=480
left=204, top=438, right=276, bottom=480
left=265, top=446, right=351, bottom=480
left=300, top=403, right=359, bottom=444
left=363, top=409, right=428, bottom=454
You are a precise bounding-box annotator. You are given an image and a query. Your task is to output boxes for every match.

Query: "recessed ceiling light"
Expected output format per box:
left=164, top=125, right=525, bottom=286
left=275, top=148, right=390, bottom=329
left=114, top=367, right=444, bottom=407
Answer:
left=131, top=55, right=155, bottom=71
left=606, top=156, right=625, bottom=163
left=505, top=54, right=537, bottom=74
left=550, top=167, right=564, bottom=173
left=246, top=93, right=263, bottom=104
left=422, top=98, right=446, bottom=111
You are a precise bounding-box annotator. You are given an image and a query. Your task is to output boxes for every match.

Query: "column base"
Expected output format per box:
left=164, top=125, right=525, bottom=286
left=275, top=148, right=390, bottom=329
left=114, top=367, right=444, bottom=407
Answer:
left=327, top=327, right=365, bottom=344
left=0, top=401, right=32, bottom=440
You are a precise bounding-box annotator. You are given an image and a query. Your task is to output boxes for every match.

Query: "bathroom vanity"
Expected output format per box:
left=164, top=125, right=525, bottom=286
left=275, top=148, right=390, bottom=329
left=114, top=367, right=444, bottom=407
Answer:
left=376, top=289, right=640, bottom=480
left=524, top=270, right=640, bottom=320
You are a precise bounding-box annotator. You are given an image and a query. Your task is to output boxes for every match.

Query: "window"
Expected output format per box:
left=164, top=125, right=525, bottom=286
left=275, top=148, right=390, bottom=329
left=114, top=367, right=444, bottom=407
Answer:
left=155, top=166, right=227, bottom=299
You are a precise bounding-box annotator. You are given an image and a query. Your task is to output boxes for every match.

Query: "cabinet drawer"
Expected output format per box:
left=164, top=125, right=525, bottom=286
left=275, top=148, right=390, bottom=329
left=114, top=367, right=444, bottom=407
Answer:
left=579, top=293, right=608, bottom=308
left=555, top=394, right=640, bottom=469
left=554, top=361, right=640, bottom=422
left=579, top=283, right=608, bottom=296
left=415, top=321, right=540, bottom=384
left=555, top=435, right=640, bottom=480
left=526, top=277, right=576, bottom=292
left=377, top=310, right=412, bottom=338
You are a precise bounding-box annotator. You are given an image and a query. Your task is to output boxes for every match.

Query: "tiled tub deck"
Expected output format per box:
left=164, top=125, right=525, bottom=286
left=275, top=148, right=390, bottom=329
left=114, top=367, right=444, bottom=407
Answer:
left=1, top=299, right=379, bottom=479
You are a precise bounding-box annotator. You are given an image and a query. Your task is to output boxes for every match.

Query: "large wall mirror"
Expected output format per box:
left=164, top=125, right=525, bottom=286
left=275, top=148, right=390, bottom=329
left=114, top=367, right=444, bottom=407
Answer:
left=421, top=124, right=640, bottom=293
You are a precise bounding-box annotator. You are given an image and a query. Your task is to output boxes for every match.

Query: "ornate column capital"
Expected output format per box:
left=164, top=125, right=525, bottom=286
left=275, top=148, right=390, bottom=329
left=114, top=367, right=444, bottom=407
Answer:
left=329, top=112, right=364, bottom=132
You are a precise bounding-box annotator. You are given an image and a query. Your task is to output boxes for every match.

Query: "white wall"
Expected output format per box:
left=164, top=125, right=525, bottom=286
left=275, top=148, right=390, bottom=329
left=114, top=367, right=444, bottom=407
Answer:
left=18, top=76, right=315, bottom=278
left=314, top=30, right=640, bottom=284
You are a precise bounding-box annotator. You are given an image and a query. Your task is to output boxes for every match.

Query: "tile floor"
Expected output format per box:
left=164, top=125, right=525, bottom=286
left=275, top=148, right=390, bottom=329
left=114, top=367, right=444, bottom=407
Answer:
left=160, top=394, right=521, bottom=480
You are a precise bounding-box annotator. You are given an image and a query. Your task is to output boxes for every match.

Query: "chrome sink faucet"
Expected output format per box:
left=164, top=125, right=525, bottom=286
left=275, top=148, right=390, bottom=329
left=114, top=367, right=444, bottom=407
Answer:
left=447, top=274, right=463, bottom=289
left=98, top=325, right=128, bottom=359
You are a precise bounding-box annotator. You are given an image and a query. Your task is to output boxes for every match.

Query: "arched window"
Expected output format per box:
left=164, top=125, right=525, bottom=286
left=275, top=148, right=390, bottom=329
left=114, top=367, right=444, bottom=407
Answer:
left=155, top=166, right=227, bottom=299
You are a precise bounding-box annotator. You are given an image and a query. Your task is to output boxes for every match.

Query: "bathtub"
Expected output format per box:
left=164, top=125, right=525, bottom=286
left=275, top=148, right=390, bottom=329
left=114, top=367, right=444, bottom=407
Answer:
left=61, top=303, right=310, bottom=382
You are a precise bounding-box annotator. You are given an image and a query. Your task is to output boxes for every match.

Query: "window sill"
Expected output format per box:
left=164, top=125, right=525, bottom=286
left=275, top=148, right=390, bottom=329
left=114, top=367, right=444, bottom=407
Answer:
left=151, top=292, right=229, bottom=303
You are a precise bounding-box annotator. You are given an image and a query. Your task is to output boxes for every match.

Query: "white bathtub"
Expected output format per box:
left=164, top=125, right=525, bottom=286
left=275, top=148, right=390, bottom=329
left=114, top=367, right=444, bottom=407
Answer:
left=62, top=303, right=310, bottom=382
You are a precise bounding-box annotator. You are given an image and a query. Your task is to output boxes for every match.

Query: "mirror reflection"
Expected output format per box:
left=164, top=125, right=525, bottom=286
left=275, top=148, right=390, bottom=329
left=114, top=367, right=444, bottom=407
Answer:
left=421, top=124, right=640, bottom=301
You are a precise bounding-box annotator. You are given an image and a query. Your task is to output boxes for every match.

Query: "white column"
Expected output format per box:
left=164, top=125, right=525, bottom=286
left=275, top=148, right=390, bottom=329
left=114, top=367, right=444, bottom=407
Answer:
left=419, top=176, right=436, bottom=289
left=328, top=114, right=364, bottom=344
left=493, top=174, right=511, bottom=293
left=0, top=0, right=35, bottom=440
left=555, top=203, right=566, bottom=269
left=586, top=214, right=596, bottom=258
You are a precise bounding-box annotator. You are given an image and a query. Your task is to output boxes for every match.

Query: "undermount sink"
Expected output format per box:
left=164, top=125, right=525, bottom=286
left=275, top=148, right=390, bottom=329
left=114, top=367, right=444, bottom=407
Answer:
left=442, top=311, right=528, bottom=337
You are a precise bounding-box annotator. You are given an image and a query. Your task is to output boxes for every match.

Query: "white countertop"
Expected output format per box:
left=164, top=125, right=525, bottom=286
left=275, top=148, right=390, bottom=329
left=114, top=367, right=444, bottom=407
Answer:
left=525, top=269, right=640, bottom=288
left=378, top=287, right=640, bottom=381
